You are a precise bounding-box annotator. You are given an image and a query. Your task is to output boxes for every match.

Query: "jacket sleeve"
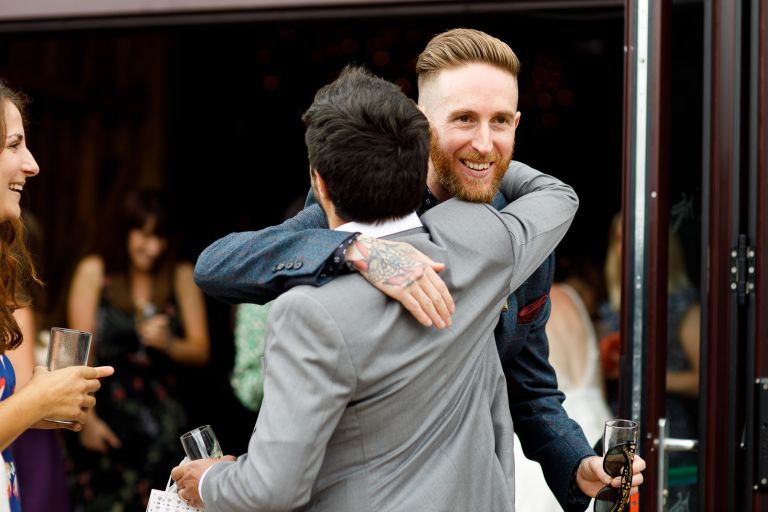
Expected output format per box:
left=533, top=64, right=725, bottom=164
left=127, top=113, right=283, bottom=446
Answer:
left=201, top=291, right=356, bottom=511
left=193, top=202, right=351, bottom=305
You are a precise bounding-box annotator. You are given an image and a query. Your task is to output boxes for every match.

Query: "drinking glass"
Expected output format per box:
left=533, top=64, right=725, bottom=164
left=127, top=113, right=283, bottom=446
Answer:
left=603, top=419, right=638, bottom=455
left=44, top=327, right=93, bottom=424
left=594, top=419, right=638, bottom=512
left=180, top=425, right=222, bottom=460
left=132, top=302, right=156, bottom=365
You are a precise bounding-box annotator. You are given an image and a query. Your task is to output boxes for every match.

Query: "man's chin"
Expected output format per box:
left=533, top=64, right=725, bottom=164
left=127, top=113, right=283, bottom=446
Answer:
left=451, top=166, right=506, bottom=203
left=453, top=183, right=496, bottom=203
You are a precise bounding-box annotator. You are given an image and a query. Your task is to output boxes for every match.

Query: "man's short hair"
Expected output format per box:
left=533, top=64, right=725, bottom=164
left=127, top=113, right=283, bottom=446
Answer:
left=415, top=28, right=521, bottom=91
left=303, top=66, right=429, bottom=224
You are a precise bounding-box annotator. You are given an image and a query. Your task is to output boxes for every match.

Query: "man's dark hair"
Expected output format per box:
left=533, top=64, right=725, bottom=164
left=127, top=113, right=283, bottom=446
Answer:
left=303, top=66, right=430, bottom=223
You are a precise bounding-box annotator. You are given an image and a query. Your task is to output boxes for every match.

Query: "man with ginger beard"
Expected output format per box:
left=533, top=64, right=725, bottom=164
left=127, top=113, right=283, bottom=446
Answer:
left=194, top=29, right=645, bottom=510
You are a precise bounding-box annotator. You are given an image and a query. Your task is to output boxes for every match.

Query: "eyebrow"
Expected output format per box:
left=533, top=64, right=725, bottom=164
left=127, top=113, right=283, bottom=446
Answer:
left=448, top=109, right=517, bottom=118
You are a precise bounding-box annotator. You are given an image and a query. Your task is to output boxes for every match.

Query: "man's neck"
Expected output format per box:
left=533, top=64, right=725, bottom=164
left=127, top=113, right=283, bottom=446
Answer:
left=426, top=171, right=452, bottom=202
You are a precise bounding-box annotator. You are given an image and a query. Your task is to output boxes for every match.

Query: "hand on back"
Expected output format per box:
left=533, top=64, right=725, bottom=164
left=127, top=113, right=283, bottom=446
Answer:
left=345, top=234, right=455, bottom=328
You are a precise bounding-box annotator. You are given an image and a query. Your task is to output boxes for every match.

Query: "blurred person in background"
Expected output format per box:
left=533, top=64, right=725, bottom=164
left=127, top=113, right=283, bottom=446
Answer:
left=0, top=78, right=113, bottom=512
left=229, top=197, right=304, bottom=414
left=514, top=276, right=612, bottom=511
left=229, top=302, right=270, bottom=413
left=598, top=211, right=700, bottom=509
left=65, top=189, right=209, bottom=511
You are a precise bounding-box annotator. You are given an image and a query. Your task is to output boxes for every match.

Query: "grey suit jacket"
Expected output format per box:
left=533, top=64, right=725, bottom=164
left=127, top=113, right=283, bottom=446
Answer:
left=201, top=165, right=578, bottom=511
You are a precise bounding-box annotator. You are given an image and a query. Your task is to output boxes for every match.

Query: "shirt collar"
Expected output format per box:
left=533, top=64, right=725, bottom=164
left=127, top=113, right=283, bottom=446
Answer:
left=335, top=211, right=422, bottom=238
left=420, top=186, right=441, bottom=214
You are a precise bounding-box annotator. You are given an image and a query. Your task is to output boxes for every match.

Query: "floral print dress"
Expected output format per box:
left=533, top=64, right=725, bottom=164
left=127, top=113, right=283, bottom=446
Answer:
left=66, top=287, right=187, bottom=512
left=0, top=354, right=21, bottom=512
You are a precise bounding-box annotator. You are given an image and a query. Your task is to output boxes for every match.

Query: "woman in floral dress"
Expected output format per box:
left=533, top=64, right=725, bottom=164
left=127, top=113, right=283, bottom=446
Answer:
left=66, top=190, right=209, bottom=511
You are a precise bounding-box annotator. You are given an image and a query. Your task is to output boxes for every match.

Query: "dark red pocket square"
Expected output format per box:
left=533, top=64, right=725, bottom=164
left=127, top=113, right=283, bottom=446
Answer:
left=516, top=294, right=549, bottom=324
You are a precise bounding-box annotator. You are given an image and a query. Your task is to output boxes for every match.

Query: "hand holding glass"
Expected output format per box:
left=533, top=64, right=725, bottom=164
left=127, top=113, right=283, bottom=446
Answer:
left=180, top=425, right=222, bottom=460
left=44, top=327, right=93, bottom=424
left=594, top=419, right=638, bottom=512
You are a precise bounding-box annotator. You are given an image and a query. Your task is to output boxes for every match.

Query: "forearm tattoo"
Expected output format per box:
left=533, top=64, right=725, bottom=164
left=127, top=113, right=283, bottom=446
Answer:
left=349, top=237, right=426, bottom=287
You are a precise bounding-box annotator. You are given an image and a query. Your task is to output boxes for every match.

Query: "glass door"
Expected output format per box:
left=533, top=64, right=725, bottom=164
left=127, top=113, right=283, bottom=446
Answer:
left=623, top=0, right=768, bottom=510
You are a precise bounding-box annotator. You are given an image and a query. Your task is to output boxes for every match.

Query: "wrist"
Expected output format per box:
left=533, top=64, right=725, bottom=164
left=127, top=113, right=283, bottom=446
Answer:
left=344, top=233, right=369, bottom=272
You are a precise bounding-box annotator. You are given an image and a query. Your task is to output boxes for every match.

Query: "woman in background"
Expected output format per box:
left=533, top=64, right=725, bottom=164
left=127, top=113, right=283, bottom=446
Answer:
left=598, top=212, right=700, bottom=510
left=513, top=278, right=612, bottom=512
left=0, top=79, right=112, bottom=512
left=66, top=190, right=209, bottom=511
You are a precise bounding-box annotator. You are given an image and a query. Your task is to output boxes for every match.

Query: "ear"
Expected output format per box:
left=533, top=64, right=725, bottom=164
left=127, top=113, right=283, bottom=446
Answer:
left=312, top=169, right=329, bottom=199
left=513, top=111, right=522, bottom=129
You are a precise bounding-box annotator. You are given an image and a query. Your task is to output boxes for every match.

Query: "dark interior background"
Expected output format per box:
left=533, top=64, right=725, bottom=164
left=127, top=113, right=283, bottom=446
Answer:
left=0, top=4, right=629, bottom=452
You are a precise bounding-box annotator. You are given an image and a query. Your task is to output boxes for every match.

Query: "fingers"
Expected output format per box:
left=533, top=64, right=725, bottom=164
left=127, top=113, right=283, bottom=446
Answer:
left=611, top=471, right=644, bottom=489
left=83, top=378, right=102, bottom=395
left=64, top=421, right=84, bottom=432
left=171, top=465, right=184, bottom=481
left=399, top=291, right=434, bottom=328
left=425, top=267, right=455, bottom=315
left=94, top=366, right=115, bottom=378
left=398, top=270, right=454, bottom=329
left=429, top=261, right=446, bottom=273
left=76, top=365, right=115, bottom=379
left=80, top=394, right=97, bottom=410
left=104, top=427, right=122, bottom=449
left=222, top=455, right=237, bottom=462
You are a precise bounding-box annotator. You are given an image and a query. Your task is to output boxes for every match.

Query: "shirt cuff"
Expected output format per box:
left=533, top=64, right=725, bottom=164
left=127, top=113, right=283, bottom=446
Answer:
left=322, top=232, right=360, bottom=277
left=198, top=465, right=215, bottom=506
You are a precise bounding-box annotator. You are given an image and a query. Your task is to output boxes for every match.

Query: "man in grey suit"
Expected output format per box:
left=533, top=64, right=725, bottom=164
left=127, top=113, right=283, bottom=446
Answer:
left=171, top=65, right=578, bottom=511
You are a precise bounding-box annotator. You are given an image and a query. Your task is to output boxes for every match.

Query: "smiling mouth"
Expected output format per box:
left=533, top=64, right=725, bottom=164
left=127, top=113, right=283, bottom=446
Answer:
left=9, top=184, right=23, bottom=193
left=460, top=159, right=494, bottom=178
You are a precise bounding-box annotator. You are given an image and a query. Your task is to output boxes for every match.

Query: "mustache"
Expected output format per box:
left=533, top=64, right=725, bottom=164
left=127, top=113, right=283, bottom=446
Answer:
left=456, top=151, right=500, bottom=162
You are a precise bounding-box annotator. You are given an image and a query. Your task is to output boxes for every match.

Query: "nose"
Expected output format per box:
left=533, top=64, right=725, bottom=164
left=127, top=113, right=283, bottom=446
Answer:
left=145, top=236, right=166, bottom=258
left=470, top=124, right=494, bottom=155
left=22, top=148, right=39, bottom=177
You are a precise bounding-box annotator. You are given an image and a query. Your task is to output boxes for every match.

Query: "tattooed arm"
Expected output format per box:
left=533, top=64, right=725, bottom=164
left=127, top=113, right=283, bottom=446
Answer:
left=345, top=234, right=455, bottom=328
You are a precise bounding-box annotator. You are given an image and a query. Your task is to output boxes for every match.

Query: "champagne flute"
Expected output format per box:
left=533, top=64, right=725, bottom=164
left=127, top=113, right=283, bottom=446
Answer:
left=180, top=425, right=222, bottom=460
left=603, top=418, right=638, bottom=454
left=594, top=419, right=638, bottom=512
left=133, top=302, right=156, bottom=364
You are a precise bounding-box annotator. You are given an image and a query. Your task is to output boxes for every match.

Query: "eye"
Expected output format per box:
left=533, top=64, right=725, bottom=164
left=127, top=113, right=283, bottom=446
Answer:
left=456, top=114, right=471, bottom=123
left=5, top=136, right=22, bottom=151
left=493, top=116, right=510, bottom=125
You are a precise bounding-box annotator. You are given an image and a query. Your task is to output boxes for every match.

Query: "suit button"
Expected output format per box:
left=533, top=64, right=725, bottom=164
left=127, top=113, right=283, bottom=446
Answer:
left=285, top=262, right=294, bottom=269
left=294, top=260, right=303, bottom=269
left=276, top=262, right=285, bottom=270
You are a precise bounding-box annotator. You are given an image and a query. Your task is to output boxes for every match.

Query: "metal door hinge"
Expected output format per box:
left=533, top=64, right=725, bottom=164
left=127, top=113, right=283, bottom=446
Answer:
left=729, top=234, right=756, bottom=304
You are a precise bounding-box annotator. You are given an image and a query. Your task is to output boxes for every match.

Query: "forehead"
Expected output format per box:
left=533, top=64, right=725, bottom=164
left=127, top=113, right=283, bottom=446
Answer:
left=425, top=62, right=519, bottom=117
left=2, top=100, right=24, bottom=136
